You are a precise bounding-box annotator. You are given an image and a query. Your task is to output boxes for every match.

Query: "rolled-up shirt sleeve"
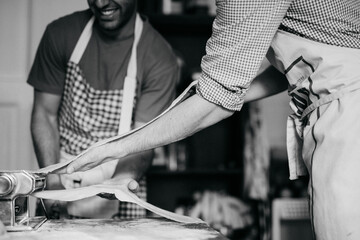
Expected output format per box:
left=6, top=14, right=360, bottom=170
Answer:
left=196, top=0, right=293, bottom=111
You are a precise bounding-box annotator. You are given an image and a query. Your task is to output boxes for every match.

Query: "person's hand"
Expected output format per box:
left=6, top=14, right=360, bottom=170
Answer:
left=46, top=174, right=64, bottom=190
left=109, top=176, right=140, bottom=192
left=96, top=147, right=152, bottom=200
left=65, top=143, right=121, bottom=174
left=63, top=121, right=149, bottom=174
left=59, top=172, right=83, bottom=189
left=60, top=160, right=119, bottom=189
left=40, top=174, right=68, bottom=219
left=46, top=172, right=82, bottom=189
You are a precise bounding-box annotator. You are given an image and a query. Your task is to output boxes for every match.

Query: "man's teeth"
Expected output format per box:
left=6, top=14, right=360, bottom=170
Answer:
left=101, top=9, right=116, bottom=16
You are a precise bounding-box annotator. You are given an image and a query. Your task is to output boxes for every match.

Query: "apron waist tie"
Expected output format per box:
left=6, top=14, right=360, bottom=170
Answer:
left=288, top=87, right=360, bottom=180
left=300, top=88, right=358, bottom=121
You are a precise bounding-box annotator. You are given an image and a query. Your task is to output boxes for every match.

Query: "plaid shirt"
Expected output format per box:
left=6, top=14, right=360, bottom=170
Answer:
left=197, top=0, right=360, bottom=111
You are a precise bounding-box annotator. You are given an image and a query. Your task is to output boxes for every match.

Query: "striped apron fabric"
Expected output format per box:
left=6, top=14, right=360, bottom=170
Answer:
left=58, top=14, right=147, bottom=219
left=267, top=30, right=360, bottom=240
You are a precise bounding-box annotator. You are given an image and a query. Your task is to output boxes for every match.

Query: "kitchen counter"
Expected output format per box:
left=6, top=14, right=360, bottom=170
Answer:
left=6, top=217, right=227, bottom=240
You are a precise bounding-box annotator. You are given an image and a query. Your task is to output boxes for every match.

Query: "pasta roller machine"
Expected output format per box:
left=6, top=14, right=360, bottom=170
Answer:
left=0, top=170, right=47, bottom=231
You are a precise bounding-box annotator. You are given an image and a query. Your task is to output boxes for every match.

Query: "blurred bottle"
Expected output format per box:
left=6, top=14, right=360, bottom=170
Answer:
left=162, top=0, right=183, bottom=15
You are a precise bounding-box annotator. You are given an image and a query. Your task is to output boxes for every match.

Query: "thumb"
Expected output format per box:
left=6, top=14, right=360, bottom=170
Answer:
left=127, top=180, right=139, bottom=193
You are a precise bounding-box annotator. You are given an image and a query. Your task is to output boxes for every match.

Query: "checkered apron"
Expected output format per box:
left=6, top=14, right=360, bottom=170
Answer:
left=58, top=14, right=147, bottom=219
left=267, top=30, right=360, bottom=240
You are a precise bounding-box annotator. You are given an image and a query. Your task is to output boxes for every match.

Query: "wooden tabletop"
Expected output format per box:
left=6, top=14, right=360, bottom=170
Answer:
left=6, top=217, right=227, bottom=240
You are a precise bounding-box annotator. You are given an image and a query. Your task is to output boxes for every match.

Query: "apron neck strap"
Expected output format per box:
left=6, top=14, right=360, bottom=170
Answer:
left=69, top=16, right=95, bottom=64
left=126, top=14, right=143, bottom=78
left=118, top=14, right=143, bottom=134
left=68, top=13, right=143, bottom=135
left=69, top=14, right=143, bottom=67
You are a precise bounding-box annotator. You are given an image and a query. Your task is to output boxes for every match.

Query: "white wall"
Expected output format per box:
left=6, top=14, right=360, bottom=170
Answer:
left=28, top=0, right=88, bottom=66
left=0, top=0, right=34, bottom=170
left=0, top=0, right=87, bottom=170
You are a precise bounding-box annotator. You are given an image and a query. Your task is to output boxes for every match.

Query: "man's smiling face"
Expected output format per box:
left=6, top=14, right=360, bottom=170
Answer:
left=87, top=0, right=136, bottom=32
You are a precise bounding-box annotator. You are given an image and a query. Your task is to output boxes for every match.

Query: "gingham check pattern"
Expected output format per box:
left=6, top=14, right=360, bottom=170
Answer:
left=197, top=0, right=360, bottom=111
left=59, top=61, right=135, bottom=155
left=67, top=178, right=147, bottom=219
left=59, top=61, right=145, bottom=219
left=281, top=0, right=360, bottom=49
left=114, top=178, right=147, bottom=219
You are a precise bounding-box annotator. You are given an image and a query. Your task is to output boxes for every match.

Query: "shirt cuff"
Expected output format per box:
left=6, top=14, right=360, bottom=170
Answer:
left=196, top=73, right=246, bottom=111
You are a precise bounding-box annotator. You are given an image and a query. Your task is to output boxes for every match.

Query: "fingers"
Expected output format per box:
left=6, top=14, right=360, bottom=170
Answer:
left=52, top=166, right=68, bottom=174
left=65, top=142, right=121, bottom=174
left=60, top=172, right=83, bottom=189
left=103, top=177, right=139, bottom=193
left=128, top=179, right=139, bottom=193
left=66, top=159, right=99, bottom=174
left=66, top=149, right=102, bottom=174
left=66, top=159, right=86, bottom=174
left=75, top=166, right=108, bottom=187
left=45, top=174, right=63, bottom=190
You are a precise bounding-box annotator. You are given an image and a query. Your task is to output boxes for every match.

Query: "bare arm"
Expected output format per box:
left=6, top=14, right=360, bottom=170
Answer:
left=245, top=58, right=288, bottom=103
left=66, top=58, right=287, bottom=173
left=31, top=90, right=61, bottom=168
left=66, top=94, right=233, bottom=173
left=65, top=0, right=292, bottom=173
left=31, top=90, right=63, bottom=190
left=112, top=122, right=154, bottom=181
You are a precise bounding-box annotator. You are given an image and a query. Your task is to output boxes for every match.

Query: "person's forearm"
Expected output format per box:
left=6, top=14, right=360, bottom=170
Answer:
left=66, top=94, right=234, bottom=172
left=245, top=63, right=288, bottom=103
left=113, top=150, right=154, bottom=181
left=31, top=108, right=60, bottom=168
left=113, top=94, right=233, bottom=162
left=118, top=62, right=288, bottom=158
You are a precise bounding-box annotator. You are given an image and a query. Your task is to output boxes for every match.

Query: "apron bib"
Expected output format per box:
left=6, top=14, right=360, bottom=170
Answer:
left=58, top=14, right=143, bottom=218
left=267, top=30, right=360, bottom=240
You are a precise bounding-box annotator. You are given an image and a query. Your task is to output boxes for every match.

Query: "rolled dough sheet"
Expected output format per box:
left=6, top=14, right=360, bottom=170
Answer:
left=32, top=179, right=202, bottom=224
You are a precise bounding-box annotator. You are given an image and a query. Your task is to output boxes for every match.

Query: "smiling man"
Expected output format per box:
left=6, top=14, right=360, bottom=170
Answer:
left=88, top=0, right=135, bottom=34
left=28, top=0, right=179, bottom=219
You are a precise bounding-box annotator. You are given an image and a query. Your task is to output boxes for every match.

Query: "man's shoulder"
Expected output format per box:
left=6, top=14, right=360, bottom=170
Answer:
left=43, top=9, right=92, bottom=58
left=46, top=9, right=92, bottom=38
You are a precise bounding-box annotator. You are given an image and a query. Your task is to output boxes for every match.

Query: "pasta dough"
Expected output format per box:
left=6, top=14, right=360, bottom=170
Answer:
left=33, top=178, right=202, bottom=224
